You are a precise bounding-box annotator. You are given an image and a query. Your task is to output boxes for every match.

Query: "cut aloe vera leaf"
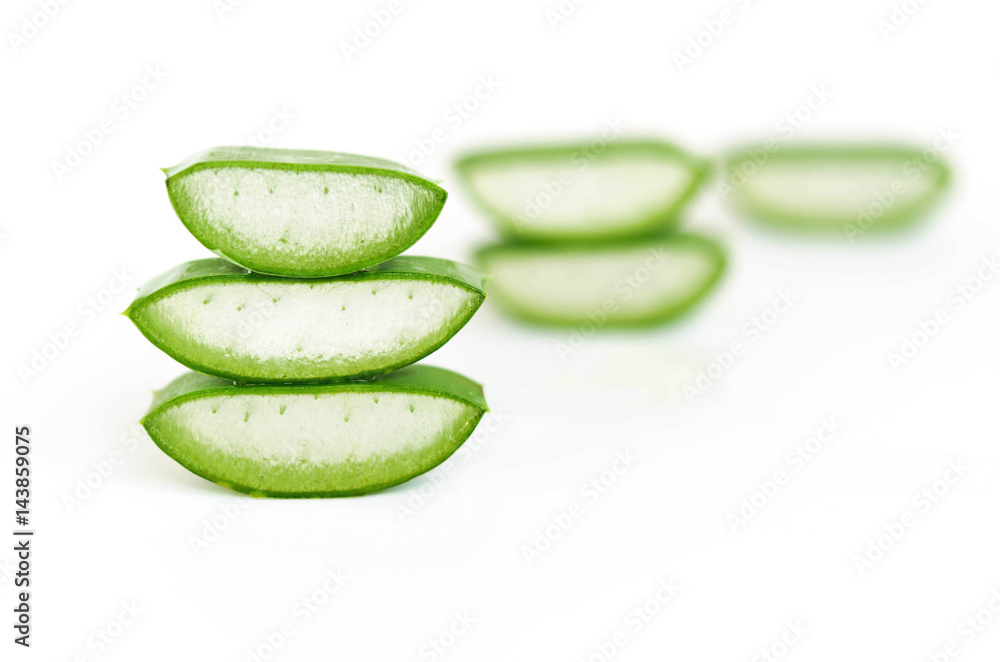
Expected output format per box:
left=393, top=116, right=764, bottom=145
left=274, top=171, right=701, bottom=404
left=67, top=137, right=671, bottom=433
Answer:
left=723, top=143, right=951, bottom=233
left=475, top=234, right=725, bottom=327
left=164, top=147, right=448, bottom=277
left=455, top=140, right=711, bottom=241
left=125, top=256, right=485, bottom=383
left=141, top=365, right=487, bottom=497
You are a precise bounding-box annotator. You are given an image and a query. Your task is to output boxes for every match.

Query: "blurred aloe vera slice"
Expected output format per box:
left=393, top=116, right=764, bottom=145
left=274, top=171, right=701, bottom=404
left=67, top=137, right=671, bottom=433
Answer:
left=125, top=257, right=485, bottom=383
left=475, top=234, right=725, bottom=327
left=455, top=140, right=710, bottom=241
left=141, top=366, right=487, bottom=497
left=164, top=147, right=447, bottom=277
left=723, top=143, right=950, bottom=233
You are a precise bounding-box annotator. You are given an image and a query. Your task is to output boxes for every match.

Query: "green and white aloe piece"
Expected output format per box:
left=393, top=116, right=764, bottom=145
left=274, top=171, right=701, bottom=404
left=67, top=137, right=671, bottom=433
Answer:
left=164, top=147, right=447, bottom=277
left=455, top=139, right=710, bottom=242
left=125, top=257, right=485, bottom=383
left=475, top=234, right=725, bottom=327
left=723, top=143, right=951, bottom=233
left=141, top=366, right=487, bottom=497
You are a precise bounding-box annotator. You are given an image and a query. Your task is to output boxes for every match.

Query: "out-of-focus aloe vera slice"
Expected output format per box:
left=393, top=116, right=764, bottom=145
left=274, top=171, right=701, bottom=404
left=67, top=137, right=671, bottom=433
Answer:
left=475, top=234, right=725, bottom=327
left=141, top=366, right=487, bottom=497
left=723, top=143, right=950, bottom=233
left=455, top=140, right=710, bottom=241
left=164, top=147, right=447, bottom=277
left=125, top=257, right=485, bottom=383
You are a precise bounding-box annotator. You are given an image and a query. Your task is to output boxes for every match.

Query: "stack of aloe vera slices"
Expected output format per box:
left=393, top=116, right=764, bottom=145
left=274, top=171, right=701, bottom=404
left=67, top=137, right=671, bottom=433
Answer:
left=455, top=140, right=726, bottom=326
left=127, top=147, right=488, bottom=497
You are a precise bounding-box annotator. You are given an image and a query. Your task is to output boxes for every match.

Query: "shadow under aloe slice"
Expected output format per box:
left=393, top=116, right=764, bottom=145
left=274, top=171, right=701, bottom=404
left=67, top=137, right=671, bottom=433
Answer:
left=125, top=257, right=485, bottom=383
left=475, top=233, right=726, bottom=327
left=723, top=143, right=951, bottom=233
left=455, top=139, right=711, bottom=242
left=141, top=366, right=488, bottom=497
left=164, top=146, right=448, bottom=277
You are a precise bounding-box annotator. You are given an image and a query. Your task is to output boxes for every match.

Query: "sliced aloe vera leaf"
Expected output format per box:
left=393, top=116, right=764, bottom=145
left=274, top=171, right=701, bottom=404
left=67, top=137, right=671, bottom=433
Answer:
left=141, top=365, right=487, bottom=497
left=475, top=234, right=725, bottom=327
left=723, top=143, right=951, bottom=233
left=164, top=147, right=448, bottom=277
left=455, top=139, right=711, bottom=241
left=125, top=257, right=485, bottom=383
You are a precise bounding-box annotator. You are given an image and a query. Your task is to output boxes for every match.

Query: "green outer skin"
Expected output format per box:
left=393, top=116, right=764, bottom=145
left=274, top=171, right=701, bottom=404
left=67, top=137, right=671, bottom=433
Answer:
left=475, top=233, right=727, bottom=328
left=723, top=143, right=951, bottom=233
left=164, top=146, right=448, bottom=277
left=141, top=365, right=488, bottom=498
left=124, top=256, right=487, bottom=383
left=454, top=139, right=712, bottom=242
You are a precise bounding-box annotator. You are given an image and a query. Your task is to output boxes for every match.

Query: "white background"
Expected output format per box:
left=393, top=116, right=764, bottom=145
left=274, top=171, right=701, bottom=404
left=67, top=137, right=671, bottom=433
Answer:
left=3, top=0, right=999, bottom=659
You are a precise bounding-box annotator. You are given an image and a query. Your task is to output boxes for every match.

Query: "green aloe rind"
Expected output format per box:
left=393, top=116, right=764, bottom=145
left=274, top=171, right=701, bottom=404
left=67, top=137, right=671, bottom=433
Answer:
left=455, top=139, right=711, bottom=242
left=141, top=365, right=488, bottom=498
left=723, top=143, right=951, bottom=233
left=125, top=257, right=486, bottom=383
left=164, top=146, right=448, bottom=277
left=475, top=233, right=726, bottom=327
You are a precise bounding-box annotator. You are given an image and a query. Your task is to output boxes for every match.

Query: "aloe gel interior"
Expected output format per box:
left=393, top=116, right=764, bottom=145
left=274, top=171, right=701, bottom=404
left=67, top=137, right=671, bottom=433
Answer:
left=476, top=234, right=725, bottom=327
left=724, top=143, right=950, bottom=232
left=142, top=367, right=488, bottom=497
left=126, top=257, right=485, bottom=382
left=456, top=140, right=710, bottom=241
left=165, top=147, right=448, bottom=277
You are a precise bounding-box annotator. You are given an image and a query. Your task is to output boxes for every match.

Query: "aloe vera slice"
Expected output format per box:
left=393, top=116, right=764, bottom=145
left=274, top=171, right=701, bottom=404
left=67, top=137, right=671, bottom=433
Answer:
left=475, top=234, right=725, bottom=327
left=455, top=140, right=710, bottom=241
left=724, top=144, right=950, bottom=232
left=141, top=366, right=487, bottom=497
left=125, top=257, right=485, bottom=383
left=164, top=147, right=447, bottom=277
